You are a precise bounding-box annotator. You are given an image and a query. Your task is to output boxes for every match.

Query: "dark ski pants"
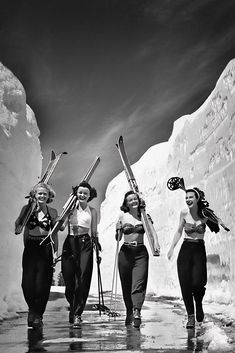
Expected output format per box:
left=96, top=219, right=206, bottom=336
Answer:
left=62, top=235, right=93, bottom=316
left=22, top=240, right=53, bottom=317
left=118, top=244, right=149, bottom=313
left=177, top=240, right=207, bottom=316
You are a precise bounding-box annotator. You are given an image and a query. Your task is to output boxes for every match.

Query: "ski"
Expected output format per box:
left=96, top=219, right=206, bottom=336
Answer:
left=40, top=156, right=101, bottom=245
left=15, top=150, right=67, bottom=235
left=116, top=136, right=160, bottom=256
left=41, top=150, right=68, bottom=183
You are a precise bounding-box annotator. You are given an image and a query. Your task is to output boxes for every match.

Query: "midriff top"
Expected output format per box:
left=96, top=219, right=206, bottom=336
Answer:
left=69, top=205, right=92, bottom=235
left=123, top=223, right=145, bottom=235
left=183, top=209, right=207, bottom=240
left=28, top=207, right=52, bottom=236
left=184, top=222, right=206, bottom=235
left=118, top=212, right=145, bottom=243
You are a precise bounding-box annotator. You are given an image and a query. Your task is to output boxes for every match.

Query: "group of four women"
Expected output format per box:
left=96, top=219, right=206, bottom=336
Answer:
left=15, top=178, right=227, bottom=330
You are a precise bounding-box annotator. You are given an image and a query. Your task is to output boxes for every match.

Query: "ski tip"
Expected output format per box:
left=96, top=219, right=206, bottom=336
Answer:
left=116, top=135, right=124, bottom=147
left=51, top=150, right=56, bottom=160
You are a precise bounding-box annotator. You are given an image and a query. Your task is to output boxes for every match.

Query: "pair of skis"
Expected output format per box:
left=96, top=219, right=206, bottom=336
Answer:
left=15, top=151, right=67, bottom=235
left=116, top=136, right=160, bottom=257
left=40, top=156, right=100, bottom=245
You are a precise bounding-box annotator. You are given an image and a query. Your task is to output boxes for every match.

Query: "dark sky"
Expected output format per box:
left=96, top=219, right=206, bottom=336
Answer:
left=1, top=0, right=235, bottom=212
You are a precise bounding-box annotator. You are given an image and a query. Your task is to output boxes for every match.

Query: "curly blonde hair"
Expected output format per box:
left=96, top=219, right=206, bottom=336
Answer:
left=29, top=182, right=56, bottom=204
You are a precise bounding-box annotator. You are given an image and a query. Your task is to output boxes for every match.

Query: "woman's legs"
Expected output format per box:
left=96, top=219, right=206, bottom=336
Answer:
left=177, top=242, right=195, bottom=316
left=131, top=246, right=149, bottom=311
left=192, top=243, right=207, bottom=322
left=34, top=244, right=53, bottom=317
left=62, top=236, right=76, bottom=322
left=118, top=246, right=134, bottom=314
left=22, top=246, right=37, bottom=315
left=118, top=245, right=149, bottom=327
left=62, top=236, right=93, bottom=326
left=131, top=246, right=149, bottom=328
left=22, top=241, right=53, bottom=327
left=73, top=238, right=93, bottom=317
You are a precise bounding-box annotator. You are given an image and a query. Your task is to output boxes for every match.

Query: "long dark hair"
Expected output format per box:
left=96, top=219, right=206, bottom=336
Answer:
left=78, top=181, right=97, bottom=202
left=186, top=187, right=219, bottom=233
left=120, top=191, right=141, bottom=219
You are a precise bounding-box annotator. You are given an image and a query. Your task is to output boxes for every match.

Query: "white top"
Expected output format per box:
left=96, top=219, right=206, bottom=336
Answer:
left=69, top=205, right=92, bottom=233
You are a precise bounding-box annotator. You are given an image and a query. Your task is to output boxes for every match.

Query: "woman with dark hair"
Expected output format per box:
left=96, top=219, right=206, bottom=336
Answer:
left=61, top=181, right=100, bottom=328
left=167, top=186, right=229, bottom=329
left=116, top=190, right=159, bottom=328
left=15, top=182, right=58, bottom=328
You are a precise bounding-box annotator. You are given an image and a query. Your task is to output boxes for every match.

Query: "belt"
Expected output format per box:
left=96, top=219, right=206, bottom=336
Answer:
left=124, top=241, right=144, bottom=247
left=28, top=235, right=47, bottom=241
left=184, top=238, right=204, bottom=243
left=69, top=233, right=90, bottom=239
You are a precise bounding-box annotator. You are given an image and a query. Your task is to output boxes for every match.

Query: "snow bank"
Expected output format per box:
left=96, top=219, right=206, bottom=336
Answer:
left=0, top=63, right=42, bottom=319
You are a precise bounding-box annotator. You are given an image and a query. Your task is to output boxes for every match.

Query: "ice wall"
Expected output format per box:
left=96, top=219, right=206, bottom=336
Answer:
left=97, top=59, right=235, bottom=304
left=0, top=63, right=41, bottom=319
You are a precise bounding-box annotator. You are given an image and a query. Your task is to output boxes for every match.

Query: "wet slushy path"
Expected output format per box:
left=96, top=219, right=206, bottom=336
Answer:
left=1, top=292, right=235, bottom=352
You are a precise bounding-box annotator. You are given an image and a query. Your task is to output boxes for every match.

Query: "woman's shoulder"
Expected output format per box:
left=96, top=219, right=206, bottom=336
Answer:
left=118, top=210, right=126, bottom=221
left=180, top=208, right=188, bottom=216
left=21, top=204, right=29, bottom=212
left=47, top=206, right=58, bottom=217
left=88, top=205, right=97, bottom=215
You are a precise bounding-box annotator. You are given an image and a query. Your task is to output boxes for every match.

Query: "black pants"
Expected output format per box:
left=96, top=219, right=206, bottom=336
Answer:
left=118, top=244, right=149, bottom=313
left=62, top=235, right=93, bottom=316
left=22, top=240, right=53, bottom=317
left=177, top=240, right=207, bottom=316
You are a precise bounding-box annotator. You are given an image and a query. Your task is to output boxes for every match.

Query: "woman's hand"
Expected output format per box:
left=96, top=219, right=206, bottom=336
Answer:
left=167, top=247, right=174, bottom=260
left=140, top=198, right=146, bottom=209
left=53, top=251, right=58, bottom=265
left=116, top=220, right=122, bottom=230
left=97, top=239, right=102, bottom=252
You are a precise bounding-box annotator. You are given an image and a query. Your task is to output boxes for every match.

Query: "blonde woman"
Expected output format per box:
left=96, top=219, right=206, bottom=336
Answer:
left=15, top=182, right=58, bottom=329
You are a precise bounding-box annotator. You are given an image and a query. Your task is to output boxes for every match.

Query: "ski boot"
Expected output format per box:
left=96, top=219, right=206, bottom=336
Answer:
left=73, top=315, right=82, bottom=329
left=133, top=308, right=141, bottom=328
left=32, top=314, right=43, bottom=329
left=186, top=314, right=195, bottom=329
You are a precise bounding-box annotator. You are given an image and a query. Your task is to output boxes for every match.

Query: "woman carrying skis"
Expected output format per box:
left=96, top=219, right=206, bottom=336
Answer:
left=15, top=182, right=58, bottom=329
left=115, top=190, right=159, bottom=328
left=167, top=183, right=229, bottom=329
left=61, top=181, right=101, bottom=329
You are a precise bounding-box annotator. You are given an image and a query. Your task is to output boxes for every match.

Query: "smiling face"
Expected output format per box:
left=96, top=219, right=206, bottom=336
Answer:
left=185, top=191, right=198, bottom=209
left=35, top=187, right=49, bottom=204
left=77, top=186, right=90, bottom=204
left=126, top=193, right=139, bottom=210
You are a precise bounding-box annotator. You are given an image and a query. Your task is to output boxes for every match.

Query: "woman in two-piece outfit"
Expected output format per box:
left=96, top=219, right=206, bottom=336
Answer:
left=15, top=182, right=58, bottom=328
left=116, top=190, right=160, bottom=328
left=167, top=186, right=229, bottom=328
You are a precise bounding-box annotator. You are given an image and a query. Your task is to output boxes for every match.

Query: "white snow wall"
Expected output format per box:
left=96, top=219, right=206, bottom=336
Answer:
left=97, top=59, right=235, bottom=305
left=0, top=63, right=41, bottom=319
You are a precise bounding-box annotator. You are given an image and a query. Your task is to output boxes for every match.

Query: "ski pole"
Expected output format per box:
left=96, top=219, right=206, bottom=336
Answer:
left=109, top=229, right=121, bottom=318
